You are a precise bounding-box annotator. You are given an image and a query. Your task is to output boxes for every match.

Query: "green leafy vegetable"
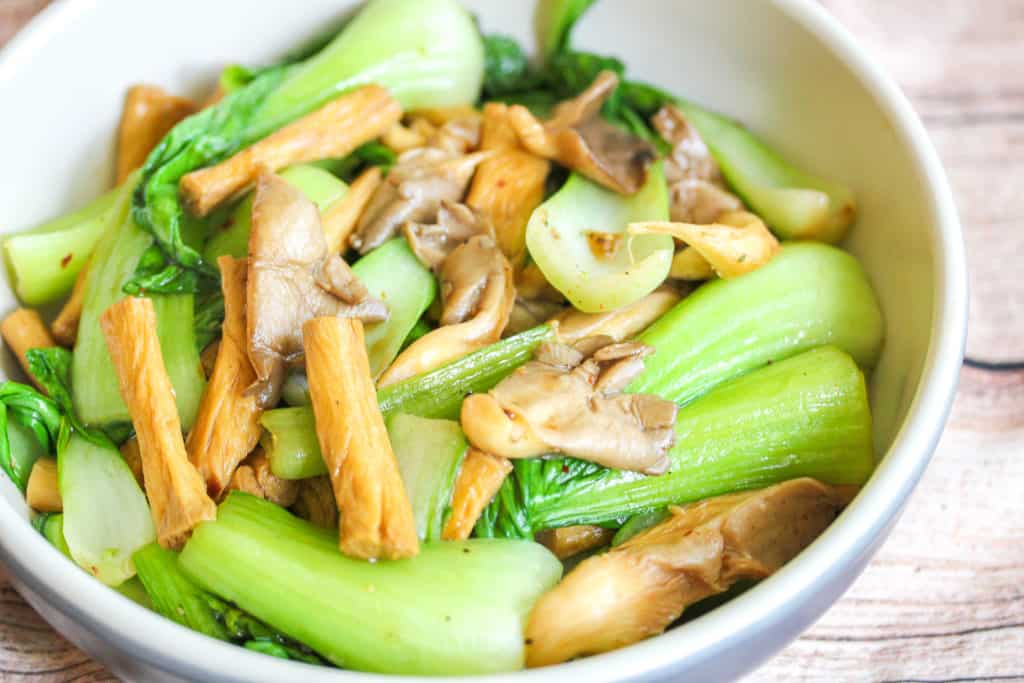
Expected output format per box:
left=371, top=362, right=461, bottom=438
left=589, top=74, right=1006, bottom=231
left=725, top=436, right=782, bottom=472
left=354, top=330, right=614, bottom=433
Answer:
left=482, top=35, right=534, bottom=98
left=353, top=239, right=438, bottom=377
left=179, top=492, right=562, bottom=674
left=59, top=428, right=156, bottom=585
left=479, top=346, right=874, bottom=535
left=0, top=381, right=62, bottom=490
left=33, top=512, right=71, bottom=558
left=630, top=243, right=884, bottom=405
left=610, top=508, right=670, bottom=546
left=526, top=165, right=671, bottom=312
left=134, top=542, right=323, bottom=663
left=535, top=0, right=599, bottom=61
left=387, top=414, right=468, bottom=541
left=2, top=188, right=119, bottom=305
left=71, top=184, right=205, bottom=430
left=130, top=0, right=484, bottom=293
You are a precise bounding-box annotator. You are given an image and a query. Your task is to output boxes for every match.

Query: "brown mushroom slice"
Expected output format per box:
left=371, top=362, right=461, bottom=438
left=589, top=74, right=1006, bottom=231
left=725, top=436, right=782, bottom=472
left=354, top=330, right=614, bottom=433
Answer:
left=51, top=256, right=92, bottom=347
left=461, top=338, right=678, bottom=474
left=630, top=211, right=780, bottom=280
left=536, top=525, right=615, bottom=560
left=652, top=104, right=723, bottom=186
left=321, top=166, right=383, bottom=255
left=1, top=307, right=56, bottom=393
left=506, top=297, right=566, bottom=337
left=181, top=85, right=401, bottom=216
left=116, top=85, right=197, bottom=184
left=350, top=148, right=489, bottom=254
left=100, top=297, right=216, bottom=549
left=553, top=286, right=681, bottom=345
left=187, top=256, right=263, bottom=498
left=304, top=317, right=419, bottom=560
left=667, top=179, right=744, bottom=226
left=525, top=478, right=849, bottom=667
left=508, top=71, right=656, bottom=195
left=291, top=476, right=338, bottom=529
left=377, top=234, right=514, bottom=387
left=227, top=448, right=299, bottom=508
left=441, top=448, right=513, bottom=541
left=466, top=103, right=551, bottom=267
left=428, top=116, right=482, bottom=155
left=403, top=201, right=491, bottom=271
left=652, top=104, right=744, bottom=224
left=246, top=172, right=387, bottom=407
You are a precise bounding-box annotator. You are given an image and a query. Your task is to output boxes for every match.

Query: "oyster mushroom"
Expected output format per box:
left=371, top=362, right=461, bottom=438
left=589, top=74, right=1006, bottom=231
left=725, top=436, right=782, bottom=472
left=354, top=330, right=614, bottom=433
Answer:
left=377, top=233, right=515, bottom=387
left=246, top=172, right=387, bottom=407
left=525, top=478, right=851, bottom=667
left=508, top=71, right=656, bottom=195
left=652, top=104, right=743, bottom=225
left=350, top=147, right=489, bottom=255
left=460, top=338, right=678, bottom=474
left=630, top=210, right=780, bottom=280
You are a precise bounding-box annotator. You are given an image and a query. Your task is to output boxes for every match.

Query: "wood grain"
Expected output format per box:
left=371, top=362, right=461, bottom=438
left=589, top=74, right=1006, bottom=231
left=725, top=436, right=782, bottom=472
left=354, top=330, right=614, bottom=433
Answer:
left=1, top=1, right=1022, bottom=682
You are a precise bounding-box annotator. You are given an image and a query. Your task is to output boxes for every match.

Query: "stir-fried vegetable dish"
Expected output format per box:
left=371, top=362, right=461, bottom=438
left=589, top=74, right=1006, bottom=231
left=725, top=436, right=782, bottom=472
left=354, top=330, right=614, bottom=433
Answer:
left=0, top=0, right=883, bottom=674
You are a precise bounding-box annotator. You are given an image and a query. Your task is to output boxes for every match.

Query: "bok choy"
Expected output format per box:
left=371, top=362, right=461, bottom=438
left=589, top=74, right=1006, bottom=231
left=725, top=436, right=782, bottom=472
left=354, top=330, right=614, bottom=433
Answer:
left=130, top=0, right=485, bottom=293
left=479, top=346, right=874, bottom=535
left=180, top=493, right=561, bottom=674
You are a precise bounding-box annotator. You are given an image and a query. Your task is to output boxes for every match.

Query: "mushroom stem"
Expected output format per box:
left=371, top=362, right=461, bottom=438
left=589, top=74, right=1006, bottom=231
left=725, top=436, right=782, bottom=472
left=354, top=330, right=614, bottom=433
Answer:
left=181, top=85, right=401, bottom=216
left=100, top=297, right=216, bottom=549
left=525, top=478, right=849, bottom=666
left=303, top=317, right=419, bottom=560
left=51, top=257, right=91, bottom=347
left=187, top=256, right=263, bottom=499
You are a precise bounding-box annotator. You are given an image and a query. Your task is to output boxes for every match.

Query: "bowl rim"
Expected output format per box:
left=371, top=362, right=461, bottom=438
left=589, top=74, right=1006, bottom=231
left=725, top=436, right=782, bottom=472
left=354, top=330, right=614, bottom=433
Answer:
left=0, top=0, right=967, bottom=681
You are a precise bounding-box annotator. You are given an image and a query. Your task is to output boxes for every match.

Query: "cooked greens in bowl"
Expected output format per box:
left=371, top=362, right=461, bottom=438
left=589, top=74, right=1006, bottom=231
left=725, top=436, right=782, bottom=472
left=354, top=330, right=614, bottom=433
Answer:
left=0, top=0, right=883, bottom=674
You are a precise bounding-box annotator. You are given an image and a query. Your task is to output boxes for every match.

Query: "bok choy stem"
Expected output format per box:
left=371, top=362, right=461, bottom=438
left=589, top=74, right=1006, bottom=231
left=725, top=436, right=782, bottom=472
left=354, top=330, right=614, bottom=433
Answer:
left=481, top=346, right=874, bottom=534
left=179, top=492, right=561, bottom=674
left=71, top=181, right=205, bottom=429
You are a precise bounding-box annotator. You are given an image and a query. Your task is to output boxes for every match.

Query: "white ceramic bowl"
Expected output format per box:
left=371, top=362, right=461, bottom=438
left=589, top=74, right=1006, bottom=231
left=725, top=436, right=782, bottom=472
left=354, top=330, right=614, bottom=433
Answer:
left=0, top=1, right=967, bottom=681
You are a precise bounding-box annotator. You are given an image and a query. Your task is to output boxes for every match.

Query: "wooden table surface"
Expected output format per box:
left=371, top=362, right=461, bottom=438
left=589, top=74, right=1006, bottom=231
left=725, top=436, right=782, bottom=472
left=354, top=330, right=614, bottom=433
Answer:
left=1, top=0, right=1021, bottom=681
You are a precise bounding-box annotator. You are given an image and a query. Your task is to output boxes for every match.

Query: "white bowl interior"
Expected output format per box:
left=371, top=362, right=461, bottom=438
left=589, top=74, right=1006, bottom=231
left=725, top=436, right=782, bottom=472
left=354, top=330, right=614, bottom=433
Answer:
left=0, top=1, right=965, bottom=681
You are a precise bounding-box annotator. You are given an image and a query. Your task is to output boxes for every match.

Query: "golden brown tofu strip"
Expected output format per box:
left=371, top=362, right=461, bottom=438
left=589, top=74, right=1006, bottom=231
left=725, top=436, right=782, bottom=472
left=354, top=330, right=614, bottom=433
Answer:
left=26, top=458, right=61, bottom=513
left=441, top=448, right=513, bottom=541
left=536, top=525, right=615, bottom=560
left=466, top=103, right=550, bottom=267
left=116, top=85, right=197, bottom=184
left=100, top=297, right=216, bottom=549
left=1, top=307, right=56, bottom=393
left=51, top=256, right=91, bottom=347
left=228, top=448, right=299, bottom=508
left=525, top=478, right=849, bottom=666
left=180, top=85, right=402, bottom=217
left=186, top=256, right=263, bottom=499
left=321, top=166, right=383, bottom=254
left=303, top=317, right=419, bottom=560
